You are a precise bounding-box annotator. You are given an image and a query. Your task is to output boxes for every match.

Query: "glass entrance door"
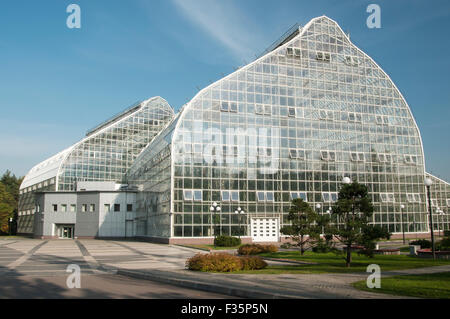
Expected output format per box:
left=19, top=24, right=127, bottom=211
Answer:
left=62, top=226, right=73, bottom=239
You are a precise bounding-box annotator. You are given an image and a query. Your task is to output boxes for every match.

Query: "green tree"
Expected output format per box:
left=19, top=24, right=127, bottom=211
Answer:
left=330, top=181, right=390, bottom=267
left=280, top=198, right=320, bottom=255
left=0, top=170, right=23, bottom=235
left=0, top=183, right=15, bottom=234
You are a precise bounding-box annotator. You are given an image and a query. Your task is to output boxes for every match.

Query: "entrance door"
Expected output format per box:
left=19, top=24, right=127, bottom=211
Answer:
left=62, top=226, right=74, bottom=239
left=251, top=218, right=279, bottom=242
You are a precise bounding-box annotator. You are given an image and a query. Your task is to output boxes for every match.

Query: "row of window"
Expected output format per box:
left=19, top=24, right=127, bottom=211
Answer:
left=50, top=203, right=133, bottom=213
left=20, top=178, right=55, bottom=194
left=180, top=190, right=449, bottom=205
left=286, top=47, right=359, bottom=67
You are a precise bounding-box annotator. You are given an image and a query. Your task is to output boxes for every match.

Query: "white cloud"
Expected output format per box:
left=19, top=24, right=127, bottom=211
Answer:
left=172, top=0, right=262, bottom=61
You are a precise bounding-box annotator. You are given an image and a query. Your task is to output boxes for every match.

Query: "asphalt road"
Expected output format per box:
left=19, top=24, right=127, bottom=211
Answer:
left=0, top=273, right=233, bottom=299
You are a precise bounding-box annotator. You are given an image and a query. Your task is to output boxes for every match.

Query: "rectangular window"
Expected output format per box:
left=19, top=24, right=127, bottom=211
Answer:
left=184, top=190, right=193, bottom=201
left=255, top=104, right=264, bottom=115
left=221, top=191, right=230, bottom=202
left=114, top=204, right=120, bottom=212
left=70, top=204, right=76, bottom=212
left=61, top=204, right=67, bottom=212
left=127, top=204, right=133, bottom=212
left=290, top=192, right=299, bottom=200
left=229, top=103, right=238, bottom=113
left=90, top=204, right=95, bottom=212
left=82, top=204, right=87, bottom=212
left=447, top=199, right=450, bottom=207
left=431, top=199, right=438, bottom=207
left=266, top=192, right=274, bottom=202
left=193, top=190, right=202, bottom=201
left=104, top=204, right=111, bottom=212
left=257, top=192, right=265, bottom=202
left=231, top=191, right=239, bottom=202
left=53, top=204, right=58, bottom=212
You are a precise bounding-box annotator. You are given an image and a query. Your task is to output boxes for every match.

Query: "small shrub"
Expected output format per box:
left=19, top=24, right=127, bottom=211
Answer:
left=239, top=256, right=268, bottom=270
left=444, top=230, right=450, bottom=237
left=186, top=253, right=242, bottom=272
left=214, top=235, right=241, bottom=247
left=238, top=244, right=278, bottom=255
left=280, top=243, right=292, bottom=249
left=437, top=237, right=450, bottom=251
left=410, top=239, right=432, bottom=248
left=312, top=239, right=338, bottom=253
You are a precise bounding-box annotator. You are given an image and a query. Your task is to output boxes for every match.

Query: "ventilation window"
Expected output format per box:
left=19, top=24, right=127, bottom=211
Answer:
left=316, top=51, right=330, bottom=62
left=193, top=190, right=202, bottom=201
left=229, top=103, right=238, bottom=113
left=344, top=55, right=359, bottom=66
left=322, top=192, right=338, bottom=203
left=286, top=47, right=294, bottom=56
left=288, top=107, right=296, bottom=117
left=294, top=48, right=301, bottom=57
left=220, top=102, right=229, bottom=112
left=380, top=193, right=395, bottom=203
left=183, top=190, right=193, bottom=201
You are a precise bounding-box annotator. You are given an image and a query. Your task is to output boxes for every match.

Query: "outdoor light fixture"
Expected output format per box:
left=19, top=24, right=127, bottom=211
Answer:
left=234, top=207, right=245, bottom=239
left=400, top=204, right=406, bottom=244
left=342, top=176, right=351, bottom=184
left=424, top=177, right=435, bottom=259
left=210, top=202, right=221, bottom=246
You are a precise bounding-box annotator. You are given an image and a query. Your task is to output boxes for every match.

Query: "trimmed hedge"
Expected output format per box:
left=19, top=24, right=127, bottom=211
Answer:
left=186, top=253, right=267, bottom=272
left=238, top=244, right=278, bottom=255
left=410, top=239, right=432, bottom=249
left=214, top=235, right=241, bottom=247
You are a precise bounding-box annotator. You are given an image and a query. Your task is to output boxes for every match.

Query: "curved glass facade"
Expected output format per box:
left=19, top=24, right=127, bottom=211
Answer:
left=127, top=16, right=445, bottom=240
left=57, top=97, right=174, bottom=191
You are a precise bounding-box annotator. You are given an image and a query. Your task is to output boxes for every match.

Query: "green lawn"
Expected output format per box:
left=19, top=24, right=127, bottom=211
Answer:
left=231, top=251, right=450, bottom=274
left=352, top=272, right=450, bottom=299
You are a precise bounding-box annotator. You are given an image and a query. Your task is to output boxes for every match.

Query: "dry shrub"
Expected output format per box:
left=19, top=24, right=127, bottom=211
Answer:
left=186, top=253, right=268, bottom=272
left=238, top=244, right=278, bottom=255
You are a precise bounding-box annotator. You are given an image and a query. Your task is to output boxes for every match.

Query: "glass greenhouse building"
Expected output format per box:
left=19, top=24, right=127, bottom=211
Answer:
left=19, top=16, right=449, bottom=242
left=18, top=97, right=174, bottom=234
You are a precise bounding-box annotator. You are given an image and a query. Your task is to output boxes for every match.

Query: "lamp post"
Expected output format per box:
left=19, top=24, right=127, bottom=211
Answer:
left=425, top=178, right=435, bottom=260
left=437, top=209, right=445, bottom=238
left=210, top=202, right=221, bottom=247
left=400, top=204, right=406, bottom=244
left=316, top=204, right=322, bottom=235
left=9, top=218, right=13, bottom=236
left=234, top=207, right=245, bottom=239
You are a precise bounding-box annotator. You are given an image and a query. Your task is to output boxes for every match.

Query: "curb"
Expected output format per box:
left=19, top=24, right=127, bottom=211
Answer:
left=116, top=269, right=297, bottom=299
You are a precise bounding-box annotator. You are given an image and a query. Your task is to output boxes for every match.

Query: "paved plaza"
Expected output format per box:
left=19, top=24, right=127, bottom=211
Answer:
left=1, top=238, right=449, bottom=299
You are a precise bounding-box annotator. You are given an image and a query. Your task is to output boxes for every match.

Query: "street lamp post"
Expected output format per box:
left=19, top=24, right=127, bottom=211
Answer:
left=9, top=218, right=13, bottom=236
left=437, top=209, right=445, bottom=238
left=316, top=204, right=322, bottom=235
left=425, top=178, right=436, bottom=260
left=400, top=204, right=406, bottom=244
left=234, top=207, right=245, bottom=239
left=210, top=202, right=221, bottom=247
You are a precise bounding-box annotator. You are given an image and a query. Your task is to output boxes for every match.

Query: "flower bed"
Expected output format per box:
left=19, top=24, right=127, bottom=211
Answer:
left=373, top=249, right=400, bottom=255
left=417, top=249, right=450, bottom=260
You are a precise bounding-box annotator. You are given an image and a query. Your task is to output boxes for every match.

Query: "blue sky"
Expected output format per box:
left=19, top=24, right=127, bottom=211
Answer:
left=0, top=0, right=449, bottom=181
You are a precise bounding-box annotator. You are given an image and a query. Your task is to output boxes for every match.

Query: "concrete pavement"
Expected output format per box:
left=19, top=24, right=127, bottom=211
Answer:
left=1, top=238, right=449, bottom=299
